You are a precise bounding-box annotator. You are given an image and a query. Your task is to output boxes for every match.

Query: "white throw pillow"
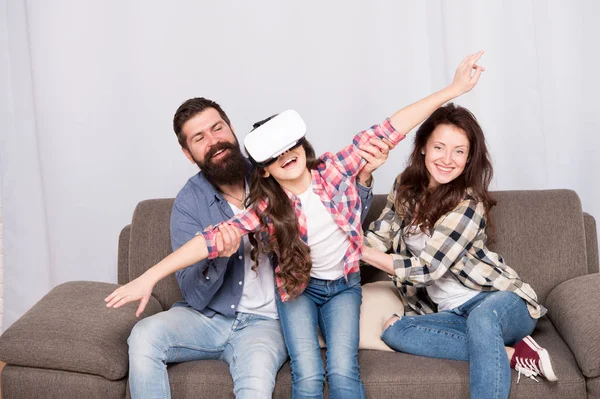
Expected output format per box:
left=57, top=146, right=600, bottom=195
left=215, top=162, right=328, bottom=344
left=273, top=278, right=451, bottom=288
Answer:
left=318, top=280, right=404, bottom=351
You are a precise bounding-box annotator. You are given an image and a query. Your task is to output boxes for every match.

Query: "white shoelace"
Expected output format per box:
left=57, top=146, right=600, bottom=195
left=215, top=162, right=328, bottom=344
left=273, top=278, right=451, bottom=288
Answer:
left=515, top=357, right=541, bottom=383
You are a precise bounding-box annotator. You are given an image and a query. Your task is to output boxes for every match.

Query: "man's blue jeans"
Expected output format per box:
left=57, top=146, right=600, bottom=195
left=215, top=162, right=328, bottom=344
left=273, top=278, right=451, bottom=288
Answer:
left=381, top=291, right=536, bottom=399
left=276, top=272, right=365, bottom=399
left=127, top=306, right=287, bottom=399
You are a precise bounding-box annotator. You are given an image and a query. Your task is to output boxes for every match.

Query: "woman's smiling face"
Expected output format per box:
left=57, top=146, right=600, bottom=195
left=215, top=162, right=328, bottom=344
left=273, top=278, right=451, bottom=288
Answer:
left=423, top=124, right=470, bottom=189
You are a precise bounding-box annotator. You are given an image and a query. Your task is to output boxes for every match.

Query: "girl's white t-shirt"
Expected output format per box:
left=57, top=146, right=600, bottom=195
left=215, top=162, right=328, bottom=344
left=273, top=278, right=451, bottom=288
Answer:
left=404, top=227, right=478, bottom=311
left=297, top=186, right=349, bottom=281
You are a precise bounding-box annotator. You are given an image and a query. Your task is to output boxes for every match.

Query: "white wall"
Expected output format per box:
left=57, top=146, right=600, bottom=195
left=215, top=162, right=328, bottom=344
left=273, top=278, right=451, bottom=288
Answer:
left=1, top=0, right=599, bottom=329
left=0, top=203, right=4, bottom=333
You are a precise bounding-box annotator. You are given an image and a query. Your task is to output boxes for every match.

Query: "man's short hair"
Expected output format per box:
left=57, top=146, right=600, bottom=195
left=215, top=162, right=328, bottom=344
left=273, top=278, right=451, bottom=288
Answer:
left=173, top=98, right=232, bottom=149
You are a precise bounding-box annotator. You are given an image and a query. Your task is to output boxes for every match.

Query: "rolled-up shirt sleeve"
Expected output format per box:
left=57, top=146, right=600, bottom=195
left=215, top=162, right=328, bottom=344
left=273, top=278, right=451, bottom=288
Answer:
left=201, top=204, right=263, bottom=259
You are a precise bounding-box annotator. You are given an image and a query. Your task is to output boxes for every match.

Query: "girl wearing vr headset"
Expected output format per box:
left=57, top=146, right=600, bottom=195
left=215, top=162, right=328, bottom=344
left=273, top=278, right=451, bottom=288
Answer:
left=106, top=51, right=485, bottom=399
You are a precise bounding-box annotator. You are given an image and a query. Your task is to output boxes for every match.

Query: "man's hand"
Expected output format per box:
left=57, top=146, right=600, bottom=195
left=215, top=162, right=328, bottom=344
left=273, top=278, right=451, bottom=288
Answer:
left=356, top=137, right=395, bottom=186
left=215, top=223, right=242, bottom=258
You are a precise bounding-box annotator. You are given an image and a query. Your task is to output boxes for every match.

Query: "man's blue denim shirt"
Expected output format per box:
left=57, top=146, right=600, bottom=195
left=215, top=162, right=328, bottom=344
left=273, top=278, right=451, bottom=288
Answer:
left=170, top=169, right=374, bottom=318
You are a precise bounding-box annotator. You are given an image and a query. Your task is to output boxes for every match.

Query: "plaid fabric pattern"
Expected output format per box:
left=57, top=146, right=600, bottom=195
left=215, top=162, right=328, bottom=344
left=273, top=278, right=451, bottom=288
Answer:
left=364, top=176, right=546, bottom=319
left=202, top=119, right=405, bottom=301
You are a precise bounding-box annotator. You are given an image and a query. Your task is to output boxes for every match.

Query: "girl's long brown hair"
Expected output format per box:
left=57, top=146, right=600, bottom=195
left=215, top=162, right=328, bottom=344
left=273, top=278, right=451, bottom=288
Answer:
left=246, top=139, right=321, bottom=299
left=396, top=103, right=497, bottom=240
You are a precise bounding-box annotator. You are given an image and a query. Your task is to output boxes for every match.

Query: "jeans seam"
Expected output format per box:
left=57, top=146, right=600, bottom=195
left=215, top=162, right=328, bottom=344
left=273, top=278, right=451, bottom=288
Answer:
left=319, top=307, right=328, bottom=346
left=172, top=342, right=225, bottom=353
left=413, top=325, right=468, bottom=341
left=493, top=333, right=502, bottom=399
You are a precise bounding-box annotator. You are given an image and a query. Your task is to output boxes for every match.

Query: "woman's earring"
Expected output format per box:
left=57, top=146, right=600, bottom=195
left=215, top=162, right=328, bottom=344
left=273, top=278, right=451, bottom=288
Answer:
left=421, top=150, right=425, bottom=155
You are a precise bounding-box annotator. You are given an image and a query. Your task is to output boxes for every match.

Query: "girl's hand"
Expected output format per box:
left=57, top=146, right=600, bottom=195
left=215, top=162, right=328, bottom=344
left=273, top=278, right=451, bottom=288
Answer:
left=104, top=274, right=155, bottom=317
left=450, top=50, right=486, bottom=95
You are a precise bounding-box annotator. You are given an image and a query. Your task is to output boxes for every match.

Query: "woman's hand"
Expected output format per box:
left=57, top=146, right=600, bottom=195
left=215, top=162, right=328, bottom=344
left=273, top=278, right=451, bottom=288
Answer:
left=450, top=50, right=486, bottom=95
left=105, top=274, right=155, bottom=317
left=361, top=242, right=395, bottom=275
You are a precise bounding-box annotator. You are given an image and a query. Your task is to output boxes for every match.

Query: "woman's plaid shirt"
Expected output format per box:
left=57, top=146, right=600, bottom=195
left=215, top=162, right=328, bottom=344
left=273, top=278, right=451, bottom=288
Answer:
left=364, top=176, right=546, bottom=319
left=201, top=119, right=405, bottom=301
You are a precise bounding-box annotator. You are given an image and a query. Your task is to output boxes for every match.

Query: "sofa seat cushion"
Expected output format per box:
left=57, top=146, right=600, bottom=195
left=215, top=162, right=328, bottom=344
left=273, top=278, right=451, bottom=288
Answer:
left=1, top=365, right=127, bottom=399
left=0, top=281, right=162, bottom=380
left=163, top=318, right=586, bottom=398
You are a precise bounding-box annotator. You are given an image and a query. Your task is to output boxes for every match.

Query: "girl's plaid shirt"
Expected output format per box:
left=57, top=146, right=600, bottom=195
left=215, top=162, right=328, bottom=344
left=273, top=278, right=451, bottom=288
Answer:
left=201, top=119, right=406, bottom=301
left=363, top=176, right=546, bottom=319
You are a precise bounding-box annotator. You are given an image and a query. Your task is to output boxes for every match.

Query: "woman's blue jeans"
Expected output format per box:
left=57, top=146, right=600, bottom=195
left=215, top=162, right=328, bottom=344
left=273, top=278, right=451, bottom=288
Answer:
left=276, top=272, right=365, bottom=399
left=381, top=291, right=536, bottom=399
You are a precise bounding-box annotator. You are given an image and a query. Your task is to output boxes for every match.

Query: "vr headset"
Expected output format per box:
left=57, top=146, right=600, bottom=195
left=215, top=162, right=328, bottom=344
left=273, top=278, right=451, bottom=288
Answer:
left=244, top=110, right=307, bottom=168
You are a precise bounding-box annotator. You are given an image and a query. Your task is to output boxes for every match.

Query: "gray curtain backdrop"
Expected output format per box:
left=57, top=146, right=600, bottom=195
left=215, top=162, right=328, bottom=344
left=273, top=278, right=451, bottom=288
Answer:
left=1, top=0, right=599, bottom=330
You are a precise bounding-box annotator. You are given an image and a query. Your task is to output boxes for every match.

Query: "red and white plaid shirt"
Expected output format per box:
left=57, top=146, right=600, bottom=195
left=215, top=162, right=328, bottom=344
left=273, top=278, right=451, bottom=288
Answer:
left=202, top=119, right=405, bottom=301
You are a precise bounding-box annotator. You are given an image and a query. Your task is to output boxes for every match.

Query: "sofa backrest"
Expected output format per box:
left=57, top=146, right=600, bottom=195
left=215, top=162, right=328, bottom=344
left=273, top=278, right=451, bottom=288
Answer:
left=486, top=190, right=589, bottom=303
left=120, top=189, right=597, bottom=310
left=127, top=199, right=182, bottom=310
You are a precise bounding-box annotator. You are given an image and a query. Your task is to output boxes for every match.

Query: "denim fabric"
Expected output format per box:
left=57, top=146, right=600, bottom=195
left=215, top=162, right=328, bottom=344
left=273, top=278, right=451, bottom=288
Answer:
left=128, top=306, right=287, bottom=399
left=276, top=272, right=365, bottom=399
left=381, top=291, right=536, bottom=399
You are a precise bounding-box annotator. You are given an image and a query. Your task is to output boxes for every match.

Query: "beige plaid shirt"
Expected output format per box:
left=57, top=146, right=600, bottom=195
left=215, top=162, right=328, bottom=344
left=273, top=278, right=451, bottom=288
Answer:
left=364, top=176, right=545, bottom=319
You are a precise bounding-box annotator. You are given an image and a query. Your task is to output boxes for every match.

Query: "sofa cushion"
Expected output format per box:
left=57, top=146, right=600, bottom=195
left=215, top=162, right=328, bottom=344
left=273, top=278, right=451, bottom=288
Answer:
left=0, top=281, right=162, bottom=380
left=317, top=281, right=403, bottom=351
left=1, top=365, right=127, bottom=399
left=358, top=281, right=404, bottom=351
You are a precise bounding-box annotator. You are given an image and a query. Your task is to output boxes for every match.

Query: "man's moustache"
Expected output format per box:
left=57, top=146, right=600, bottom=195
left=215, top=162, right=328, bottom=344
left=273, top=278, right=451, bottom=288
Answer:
left=206, top=143, right=236, bottom=162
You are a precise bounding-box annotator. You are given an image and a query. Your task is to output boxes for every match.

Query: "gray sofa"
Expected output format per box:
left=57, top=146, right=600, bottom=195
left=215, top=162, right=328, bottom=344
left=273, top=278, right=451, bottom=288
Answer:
left=0, top=189, right=598, bottom=399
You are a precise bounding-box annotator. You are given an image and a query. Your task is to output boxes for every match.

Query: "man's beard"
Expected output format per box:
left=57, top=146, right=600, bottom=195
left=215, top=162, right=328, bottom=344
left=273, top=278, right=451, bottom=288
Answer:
left=196, top=141, right=250, bottom=187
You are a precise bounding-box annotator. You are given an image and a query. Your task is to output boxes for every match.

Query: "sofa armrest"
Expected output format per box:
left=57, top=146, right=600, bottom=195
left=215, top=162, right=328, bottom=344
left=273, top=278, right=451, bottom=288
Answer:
left=546, top=273, right=600, bottom=378
left=0, top=281, right=162, bottom=381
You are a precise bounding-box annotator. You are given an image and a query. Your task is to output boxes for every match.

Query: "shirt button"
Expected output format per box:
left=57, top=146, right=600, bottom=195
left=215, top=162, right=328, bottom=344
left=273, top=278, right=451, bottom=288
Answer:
left=238, top=255, right=243, bottom=260
left=205, top=276, right=210, bottom=280
left=231, top=305, right=235, bottom=309
left=239, top=281, right=243, bottom=285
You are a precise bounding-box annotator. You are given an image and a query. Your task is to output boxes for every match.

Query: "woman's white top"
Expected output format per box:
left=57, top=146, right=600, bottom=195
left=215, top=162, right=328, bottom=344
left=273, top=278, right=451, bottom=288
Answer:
left=405, top=226, right=479, bottom=311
